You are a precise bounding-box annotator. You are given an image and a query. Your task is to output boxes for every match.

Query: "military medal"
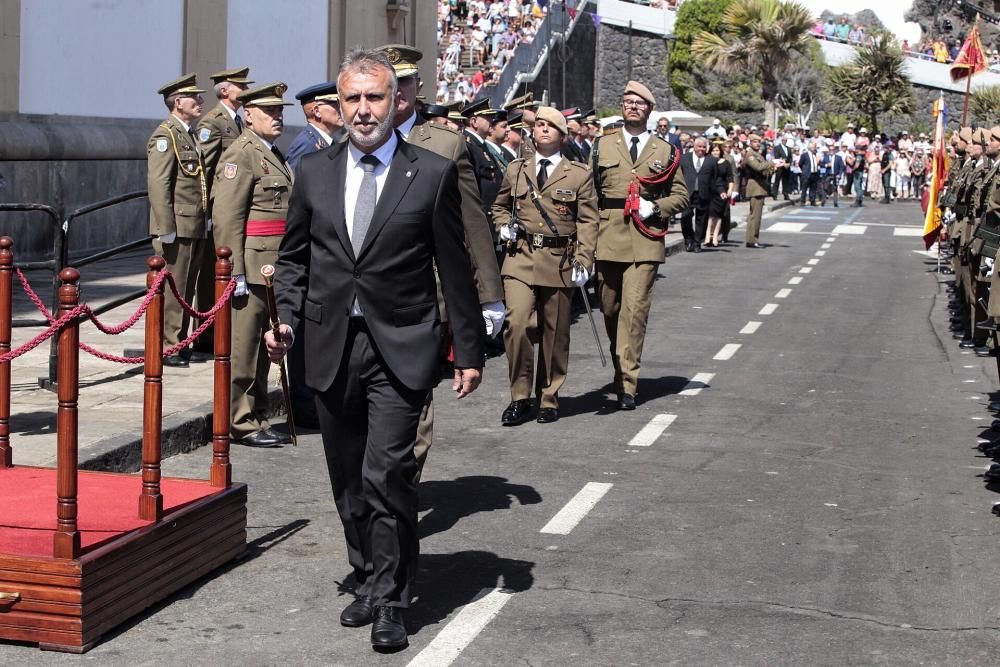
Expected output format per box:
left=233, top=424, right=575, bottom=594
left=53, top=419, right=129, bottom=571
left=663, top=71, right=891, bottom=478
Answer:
left=261, top=159, right=270, bottom=174
left=652, top=160, right=665, bottom=173
left=557, top=205, right=570, bottom=216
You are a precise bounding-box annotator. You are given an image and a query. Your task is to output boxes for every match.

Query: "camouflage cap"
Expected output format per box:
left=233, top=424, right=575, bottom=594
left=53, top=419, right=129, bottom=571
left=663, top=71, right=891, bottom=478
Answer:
left=237, top=82, right=292, bottom=107
left=157, top=73, right=204, bottom=97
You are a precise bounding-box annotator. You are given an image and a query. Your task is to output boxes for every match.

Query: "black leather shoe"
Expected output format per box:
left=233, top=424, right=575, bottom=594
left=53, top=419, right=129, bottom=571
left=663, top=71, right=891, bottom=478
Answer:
left=745, top=243, right=763, bottom=249
left=371, top=606, right=407, bottom=651
left=536, top=408, right=559, bottom=423
left=978, top=319, right=999, bottom=331
left=235, top=430, right=283, bottom=448
left=262, top=427, right=292, bottom=445
left=992, top=502, right=1000, bottom=516
left=975, top=346, right=993, bottom=357
left=959, top=339, right=976, bottom=349
left=340, top=596, right=374, bottom=627
left=989, top=401, right=1000, bottom=412
left=986, top=463, right=1000, bottom=483
left=501, top=399, right=533, bottom=426
left=163, top=354, right=189, bottom=368
left=693, top=243, right=702, bottom=253
left=617, top=393, right=636, bottom=410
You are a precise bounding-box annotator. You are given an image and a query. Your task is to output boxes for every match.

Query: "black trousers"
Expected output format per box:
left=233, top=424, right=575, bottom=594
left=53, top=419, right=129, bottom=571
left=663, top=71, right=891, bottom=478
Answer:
left=680, top=200, right=709, bottom=242
left=800, top=174, right=819, bottom=204
left=315, top=322, right=429, bottom=608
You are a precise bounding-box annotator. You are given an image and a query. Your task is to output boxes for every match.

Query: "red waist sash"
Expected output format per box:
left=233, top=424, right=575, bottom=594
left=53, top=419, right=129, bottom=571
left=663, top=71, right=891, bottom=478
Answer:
left=246, top=219, right=286, bottom=236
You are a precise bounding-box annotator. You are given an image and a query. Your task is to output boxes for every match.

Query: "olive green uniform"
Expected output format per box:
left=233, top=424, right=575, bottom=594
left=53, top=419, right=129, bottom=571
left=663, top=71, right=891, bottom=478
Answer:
left=211, top=131, right=292, bottom=439
left=146, top=115, right=211, bottom=348
left=968, top=157, right=999, bottom=342
left=197, top=102, right=242, bottom=188
left=492, top=155, right=598, bottom=408
left=743, top=148, right=775, bottom=244
left=593, top=129, right=688, bottom=397
left=958, top=156, right=992, bottom=341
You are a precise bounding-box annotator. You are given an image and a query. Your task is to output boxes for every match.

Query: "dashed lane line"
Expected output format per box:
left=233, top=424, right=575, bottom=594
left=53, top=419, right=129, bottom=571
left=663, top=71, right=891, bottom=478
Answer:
left=821, top=243, right=831, bottom=249
left=807, top=258, right=820, bottom=265
left=815, top=250, right=826, bottom=256
left=628, top=414, right=677, bottom=448
left=679, top=372, right=715, bottom=396
left=832, top=225, right=867, bottom=235
left=775, top=288, right=792, bottom=299
left=759, top=303, right=779, bottom=315
left=893, top=227, right=924, bottom=237
left=740, top=321, right=762, bottom=334
left=406, top=588, right=514, bottom=667
left=713, top=344, right=742, bottom=360
left=826, top=237, right=836, bottom=242
left=540, top=482, right=614, bottom=535
left=799, top=267, right=813, bottom=274
left=788, top=277, right=803, bottom=285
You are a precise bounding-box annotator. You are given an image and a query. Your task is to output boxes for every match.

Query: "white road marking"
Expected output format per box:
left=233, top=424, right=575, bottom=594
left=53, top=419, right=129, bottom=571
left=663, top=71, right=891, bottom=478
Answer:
left=740, top=321, right=762, bottom=334
left=799, top=267, right=813, bottom=274
left=407, top=588, right=514, bottom=667
left=826, top=237, right=836, bottom=242
left=783, top=215, right=833, bottom=221
left=765, top=222, right=808, bottom=233
left=714, top=343, right=742, bottom=360
left=775, top=288, right=792, bottom=298
left=893, top=227, right=924, bottom=237
left=759, top=303, right=779, bottom=315
left=540, top=482, right=613, bottom=534
left=628, top=414, right=677, bottom=448
left=679, top=372, right=715, bottom=396
left=833, top=225, right=867, bottom=235
left=815, top=250, right=826, bottom=256
left=821, top=243, right=831, bottom=249
left=788, top=277, right=803, bottom=285
left=807, top=258, right=820, bottom=265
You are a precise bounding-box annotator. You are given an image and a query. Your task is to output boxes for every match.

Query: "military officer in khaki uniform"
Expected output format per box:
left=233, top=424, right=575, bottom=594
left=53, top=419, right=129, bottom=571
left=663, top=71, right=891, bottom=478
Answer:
left=965, top=128, right=1000, bottom=353
left=744, top=133, right=777, bottom=247
left=505, top=93, right=537, bottom=159
left=197, top=66, right=254, bottom=186
left=493, top=106, right=598, bottom=425
left=211, top=83, right=294, bottom=448
left=147, top=73, right=210, bottom=367
left=592, top=81, right=688, bottom=410
left=375, top=44, right=505, bottom=473
left=957, top=130, right=990, bottom=349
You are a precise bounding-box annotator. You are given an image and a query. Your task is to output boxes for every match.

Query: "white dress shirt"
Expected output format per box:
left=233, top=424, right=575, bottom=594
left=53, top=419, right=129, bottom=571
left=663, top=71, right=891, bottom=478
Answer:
left=622, top=128, right=650, bottom=160
left=535, top=151, right=562, bottom=179
left=397, top=112, right=419, bottom=140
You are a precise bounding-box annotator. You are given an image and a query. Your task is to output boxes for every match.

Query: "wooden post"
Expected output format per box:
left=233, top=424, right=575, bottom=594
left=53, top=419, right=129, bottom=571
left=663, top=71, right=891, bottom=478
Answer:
left=139, top=256, right=166, bottom=521
left=210, top=247, right=232, bottom=488
left=53, top=267, right=81, bottom=560
left=0, top=237, right=12, bottom=469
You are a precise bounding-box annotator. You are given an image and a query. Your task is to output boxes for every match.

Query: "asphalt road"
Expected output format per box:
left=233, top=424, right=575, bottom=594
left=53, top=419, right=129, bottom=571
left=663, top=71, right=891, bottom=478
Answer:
left=9, top=201, right=1000, bottom=666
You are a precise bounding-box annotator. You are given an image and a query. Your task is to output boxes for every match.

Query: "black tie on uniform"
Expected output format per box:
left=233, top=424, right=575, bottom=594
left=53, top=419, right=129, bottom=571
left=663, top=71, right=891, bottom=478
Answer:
left=235, top=113, right=244, bottom=132
left=630, top=137, right=639, bottom=163
left=271, top=145, right=286, bottom=165
left=537, top=158, right=551, bottom=189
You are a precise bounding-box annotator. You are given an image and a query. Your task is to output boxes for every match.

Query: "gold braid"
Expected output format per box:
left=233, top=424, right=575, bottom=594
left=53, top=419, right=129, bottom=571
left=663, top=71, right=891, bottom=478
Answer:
left=163, top=123, right=208, bottom=210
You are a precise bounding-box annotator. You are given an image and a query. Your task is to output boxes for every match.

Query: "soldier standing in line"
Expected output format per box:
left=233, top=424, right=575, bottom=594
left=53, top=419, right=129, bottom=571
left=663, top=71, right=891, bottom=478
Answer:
left=957, top=130, right=990, bottom=350
left=592, top=81, right=688, bottom=410
left=505, top=93, right=537, bottom=159
left=744, top=133, right=779, bottom=248
left=147, top=74, right=209, bottom=367
left=286, top=81, right=344, bottom=173
left=484, top=110, right=511, bottom=170
left=211, top=82, right=295, bottom=448
left=493, top=107, right=598, bottom=425
left=197, top=67, right=254, bottom=184
left=945, top=129, right=974, bottom=295
left=966, top=128, right=1000, bottom=356
left=501, top=111, right=522, bottom=161
left=463, top=99, right=506, bottom=219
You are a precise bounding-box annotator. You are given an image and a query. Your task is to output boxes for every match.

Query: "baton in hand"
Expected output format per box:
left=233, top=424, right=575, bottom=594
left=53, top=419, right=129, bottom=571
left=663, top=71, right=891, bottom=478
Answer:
left=260, top=265, right=297, bottom=446
left=579, top=284, right=607, bottom=368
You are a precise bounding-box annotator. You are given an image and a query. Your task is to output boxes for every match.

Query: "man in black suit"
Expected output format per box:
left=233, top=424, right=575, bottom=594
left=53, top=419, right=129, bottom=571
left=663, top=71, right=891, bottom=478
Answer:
left=798, top=140, right=821, bottom=206
left=265, top=48, right=484, bottom=652
left=679, top=136, right=722, bottom=252
left=771, top=135, right=794, bottom=200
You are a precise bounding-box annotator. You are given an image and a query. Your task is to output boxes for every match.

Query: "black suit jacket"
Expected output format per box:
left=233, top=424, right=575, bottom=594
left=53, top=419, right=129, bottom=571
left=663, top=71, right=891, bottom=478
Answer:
left=773, top=143, right=791, bottom=163
left=274, top=135, right=484, bottom=392
left=679, top=153, right=722, bottom=205
left=799, top=151, right=819, bottom=180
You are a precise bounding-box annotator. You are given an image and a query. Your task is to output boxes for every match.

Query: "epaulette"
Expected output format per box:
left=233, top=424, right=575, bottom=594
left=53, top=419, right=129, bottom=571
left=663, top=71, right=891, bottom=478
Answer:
left=426, top=122, right=460, bottom=138
left=568, top=159, right=591, bottom=171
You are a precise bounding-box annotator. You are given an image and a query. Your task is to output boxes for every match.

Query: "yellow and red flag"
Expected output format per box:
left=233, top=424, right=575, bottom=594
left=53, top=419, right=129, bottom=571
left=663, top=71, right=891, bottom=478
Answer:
left=950, top=24, right=989, bottom=82
left=922, top=95, right=949, bottom=249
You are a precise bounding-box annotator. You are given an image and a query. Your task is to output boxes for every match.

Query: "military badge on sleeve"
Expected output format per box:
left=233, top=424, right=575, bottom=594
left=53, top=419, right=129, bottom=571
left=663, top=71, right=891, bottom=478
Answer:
left=156, top=138, right=168, bottom=153
left=223, top=163, right=238, bottom=179
left=198, top=127, right=211, bottom=142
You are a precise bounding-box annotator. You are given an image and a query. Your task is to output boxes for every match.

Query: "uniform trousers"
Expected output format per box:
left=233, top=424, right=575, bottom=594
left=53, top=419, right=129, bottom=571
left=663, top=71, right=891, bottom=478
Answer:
left=315, top=323, right=426, bottom=608
left=596, top=261, right=658, bottom=397
left=746, top=196, right=765, bottom=244
left=229, top=284, right=273, bottom=438
left=153, top=236, right=214, bottom=347
left=988, top=265, right=1000, bottom=318
left=503, top=277, right=572, bottom=409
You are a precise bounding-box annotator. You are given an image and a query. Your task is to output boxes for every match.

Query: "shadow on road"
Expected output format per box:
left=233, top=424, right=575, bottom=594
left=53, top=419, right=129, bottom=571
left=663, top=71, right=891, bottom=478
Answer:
left=418, top=475, right=542, bottom=540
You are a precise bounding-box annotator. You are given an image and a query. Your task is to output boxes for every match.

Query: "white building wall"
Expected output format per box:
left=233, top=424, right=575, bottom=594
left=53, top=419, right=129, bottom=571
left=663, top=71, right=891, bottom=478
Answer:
left=226, top=0, right=330, bottom=126
left=19, top=0, right=184, bottom=118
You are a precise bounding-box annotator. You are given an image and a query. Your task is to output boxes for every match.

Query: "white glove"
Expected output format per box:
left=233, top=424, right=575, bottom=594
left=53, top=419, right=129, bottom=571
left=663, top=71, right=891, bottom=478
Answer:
left=234, top=275, right=248, bottom=297
left=206, top=217, right=213, bottom=231
left=571, top=264, right=590, bottom=287
left=157, top=231, right=177, bottom=244
left=482, top=301, right=506, bottom=337
left=984, top=257, right=995, bottom=274
left=499, top=225, right=517, bottom=241
left=637, top=197, right=656, bottom=220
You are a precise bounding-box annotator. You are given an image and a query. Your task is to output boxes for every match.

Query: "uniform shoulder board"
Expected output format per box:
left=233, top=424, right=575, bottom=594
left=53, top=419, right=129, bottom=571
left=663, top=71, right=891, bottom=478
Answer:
left=568, top=159, right=591, bottom=171
left=428, top=122, right=459, bottom=137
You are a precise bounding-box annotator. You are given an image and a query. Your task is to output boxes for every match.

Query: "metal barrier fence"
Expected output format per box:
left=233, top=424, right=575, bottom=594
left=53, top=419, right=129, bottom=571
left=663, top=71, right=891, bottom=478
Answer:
left=0, top=191, right=150, bottom=387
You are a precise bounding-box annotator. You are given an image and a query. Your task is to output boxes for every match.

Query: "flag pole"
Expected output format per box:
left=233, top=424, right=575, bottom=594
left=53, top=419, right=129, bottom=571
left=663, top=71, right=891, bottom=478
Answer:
left=962, top=66, right=972, bottom=126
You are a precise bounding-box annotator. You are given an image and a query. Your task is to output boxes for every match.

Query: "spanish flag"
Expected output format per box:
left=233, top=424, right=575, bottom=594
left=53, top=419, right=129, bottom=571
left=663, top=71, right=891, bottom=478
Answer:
left=950, top=24, right=988, bottom=83
left=922, top=95, right=949, bottom=250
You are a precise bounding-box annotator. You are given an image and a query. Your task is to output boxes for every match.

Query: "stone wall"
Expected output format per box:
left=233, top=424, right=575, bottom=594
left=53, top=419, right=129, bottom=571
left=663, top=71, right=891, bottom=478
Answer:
left=595, top=23, right=674, bottom=112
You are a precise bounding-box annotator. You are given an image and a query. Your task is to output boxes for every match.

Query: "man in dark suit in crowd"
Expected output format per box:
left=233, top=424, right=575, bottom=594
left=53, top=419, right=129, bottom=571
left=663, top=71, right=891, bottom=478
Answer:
left=771, top=135, right=794, bottom=200
left=798, top=140, right=821, bottom=206
left=679, top=136, right=722, bottom=252
left=264, top=48, right=484, bottom=652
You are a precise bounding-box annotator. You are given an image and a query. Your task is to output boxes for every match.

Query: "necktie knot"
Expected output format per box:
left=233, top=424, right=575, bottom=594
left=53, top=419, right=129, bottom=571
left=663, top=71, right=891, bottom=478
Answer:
left=539, top=158, right=551, bottom=168
left=360, top=154, right=379, bottom=173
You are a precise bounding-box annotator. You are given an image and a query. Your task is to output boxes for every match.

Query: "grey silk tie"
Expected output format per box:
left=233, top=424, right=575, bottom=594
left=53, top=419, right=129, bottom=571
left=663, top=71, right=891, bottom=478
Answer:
left=352, top=154, right=380, bottom=257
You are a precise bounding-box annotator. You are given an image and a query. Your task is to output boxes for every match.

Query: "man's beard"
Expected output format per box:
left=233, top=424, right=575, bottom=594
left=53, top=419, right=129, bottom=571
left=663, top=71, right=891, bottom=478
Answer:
left=346, top=113, right=394, bottom=147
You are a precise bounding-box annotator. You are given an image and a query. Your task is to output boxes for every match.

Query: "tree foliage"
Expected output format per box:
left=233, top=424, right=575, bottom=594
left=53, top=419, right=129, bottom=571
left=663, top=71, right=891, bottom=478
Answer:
left=972, top=86, right=1000, bottom=127
left=670, top=0, right=752, bottom=109
left=825, top=34, right=916, bottom=134
left=774, top=40, right=828, bottom=128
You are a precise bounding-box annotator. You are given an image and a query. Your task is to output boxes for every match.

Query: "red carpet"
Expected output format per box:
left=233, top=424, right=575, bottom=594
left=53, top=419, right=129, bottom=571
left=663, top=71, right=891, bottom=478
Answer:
left=0, top=467, right=223, bottom=558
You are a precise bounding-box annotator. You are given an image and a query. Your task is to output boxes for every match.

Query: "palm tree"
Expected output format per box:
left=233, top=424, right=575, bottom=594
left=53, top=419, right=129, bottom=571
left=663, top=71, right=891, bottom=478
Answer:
left=971, top=85, right=1000, bottom=126
left=825, top=34, right=915, bottom=134
left=691, top=0, right=815, bottom=126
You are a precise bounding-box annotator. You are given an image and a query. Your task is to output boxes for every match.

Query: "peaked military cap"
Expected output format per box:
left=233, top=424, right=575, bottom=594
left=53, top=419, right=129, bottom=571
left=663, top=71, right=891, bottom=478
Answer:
left=422, top=104, right=449, bottom=120
left=296, top=81, right=338, bottom=103
left=209, top=66, right=253, bottom=85
left=157, top=73, right=204, bottom=97
left=461, top=97, right=491, bottom=119
left=376, top=44, right=422, bottom=78
left=448, top=110, right=466, bottom=123
left=508, top=110, right=525, bottom=129
left=238, top=82, right=292, bottom=107
left=505, top=92, right=536, bottom=111
left=561, top=107, right=582, bottom=121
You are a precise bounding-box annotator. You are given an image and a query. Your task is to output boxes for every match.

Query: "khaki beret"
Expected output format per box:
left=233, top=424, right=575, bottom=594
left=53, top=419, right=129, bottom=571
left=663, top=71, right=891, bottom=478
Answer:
left=975, top=128, right=990, bottom=145
left=376, top=44, right=422, bottom=79
left=535, top=105, right=568, bottom=135
left=959, top=127, right=974, bottom=143
left=990, top=126, right=1000, bottom=142
left=237, top=82, right=292, bottom=107
left=623, top=80, right=655, bottom=107
left=747, top=133, right=762, bottom=142
left=157, top=73, right=204, bottom=97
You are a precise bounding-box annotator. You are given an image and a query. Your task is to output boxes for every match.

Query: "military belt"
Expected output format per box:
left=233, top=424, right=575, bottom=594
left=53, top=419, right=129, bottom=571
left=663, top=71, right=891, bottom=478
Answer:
left=529, top=233, right=575, bottom=249
left=599, top=197, right=627, bottom=209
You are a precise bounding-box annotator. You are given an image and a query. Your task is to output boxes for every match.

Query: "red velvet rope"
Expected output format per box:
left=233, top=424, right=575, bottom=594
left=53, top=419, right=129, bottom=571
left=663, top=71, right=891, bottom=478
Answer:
left=0, top=268, right=235, bottom=365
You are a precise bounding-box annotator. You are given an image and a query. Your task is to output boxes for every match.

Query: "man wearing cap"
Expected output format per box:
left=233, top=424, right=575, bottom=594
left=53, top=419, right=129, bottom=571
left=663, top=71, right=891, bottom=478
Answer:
left=962, top=128, right=999, bottom=354
left=592, top=81, right=688, bottom=410
left=147, top=73, right=210, bottom=367
left=286, top=81, right=344, bottom=173
left=744, top=133, right=776, bottom=248
left=197, top=67, right=254, bottom=186
left=463, top=99, right=506, bottom=219
left=562, top=109, right=587, bottom=162
left=953, top=128, right=987, bottom=347
left=772, top=135, right=794, bottom=200
left=485, top=110, right=511, bottom=169
left=501, top=111, right=522, bottom=161
left=705, top=118, right=727, bottom=140
left=492, top=106, right=598, bottom=425
left=212, top=83, right=295, bottom=448
left=505, top=93, right=537, bottom=159
left=841, top=123, right=857, bottom=151
left=376, top=43, right=504, bottom=477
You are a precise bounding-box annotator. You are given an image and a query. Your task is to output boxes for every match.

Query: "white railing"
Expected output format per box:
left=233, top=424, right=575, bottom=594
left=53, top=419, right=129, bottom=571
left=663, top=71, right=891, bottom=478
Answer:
left=595, top=0, right=676, bottom=36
